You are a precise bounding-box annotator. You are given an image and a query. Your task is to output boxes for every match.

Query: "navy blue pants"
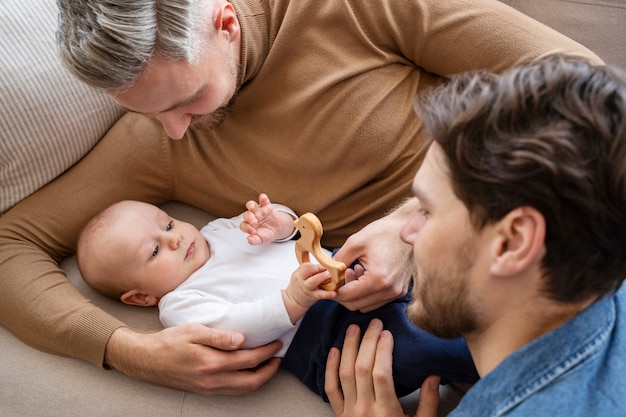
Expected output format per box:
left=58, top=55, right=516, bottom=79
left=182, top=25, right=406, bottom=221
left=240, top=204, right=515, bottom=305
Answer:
left=282, top=290, right=479, bottom=401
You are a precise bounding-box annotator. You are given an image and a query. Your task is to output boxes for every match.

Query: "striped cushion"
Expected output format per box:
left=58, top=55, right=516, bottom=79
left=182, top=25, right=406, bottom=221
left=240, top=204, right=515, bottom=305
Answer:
left=0, top=0, right=124, bottom=215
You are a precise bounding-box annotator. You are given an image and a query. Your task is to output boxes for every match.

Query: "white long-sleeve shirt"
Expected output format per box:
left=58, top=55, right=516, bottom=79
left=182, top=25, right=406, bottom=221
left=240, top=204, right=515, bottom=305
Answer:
left=159, top=210, right=327, bottom=357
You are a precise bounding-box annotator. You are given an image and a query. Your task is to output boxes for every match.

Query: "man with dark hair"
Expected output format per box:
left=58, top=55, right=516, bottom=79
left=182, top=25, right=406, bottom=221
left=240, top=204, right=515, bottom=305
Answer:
left=326, top=55, right=626, bottom=417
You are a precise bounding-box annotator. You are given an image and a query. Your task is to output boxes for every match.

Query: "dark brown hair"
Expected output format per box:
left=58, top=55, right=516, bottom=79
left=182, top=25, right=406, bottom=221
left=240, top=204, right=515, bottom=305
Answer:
left=414, top=55, right=626, bottom=303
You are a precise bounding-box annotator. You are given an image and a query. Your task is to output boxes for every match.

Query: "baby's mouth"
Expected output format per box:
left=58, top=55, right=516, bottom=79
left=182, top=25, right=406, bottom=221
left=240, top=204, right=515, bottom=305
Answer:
left=185, top=241, right=195, bottom=260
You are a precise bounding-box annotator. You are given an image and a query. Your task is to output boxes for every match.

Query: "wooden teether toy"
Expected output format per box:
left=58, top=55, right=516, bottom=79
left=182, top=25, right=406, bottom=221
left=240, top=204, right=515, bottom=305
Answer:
left=294, top=212, right=346, bottom=291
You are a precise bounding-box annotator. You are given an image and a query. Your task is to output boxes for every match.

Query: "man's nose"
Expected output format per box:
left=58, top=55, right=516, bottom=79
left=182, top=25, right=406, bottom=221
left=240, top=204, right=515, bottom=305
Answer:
left=157, top=112, right=191, bottom=140
left=400, top=216, right=419, bottom=244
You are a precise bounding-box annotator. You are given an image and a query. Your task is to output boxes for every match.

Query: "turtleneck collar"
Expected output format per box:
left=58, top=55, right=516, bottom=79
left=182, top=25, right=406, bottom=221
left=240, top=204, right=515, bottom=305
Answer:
left=230, top=0, right=271, bottom=85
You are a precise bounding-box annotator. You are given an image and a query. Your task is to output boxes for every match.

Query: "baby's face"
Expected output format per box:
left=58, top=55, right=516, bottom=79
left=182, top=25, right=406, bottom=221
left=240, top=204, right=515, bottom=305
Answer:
left=105, top=201, right=210, bottom=299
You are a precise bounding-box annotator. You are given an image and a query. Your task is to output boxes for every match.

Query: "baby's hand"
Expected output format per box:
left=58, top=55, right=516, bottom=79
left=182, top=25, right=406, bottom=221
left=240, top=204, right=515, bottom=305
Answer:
left=240, top=193, right=294, bottom=245
left=282, top=263, right=338, bottom=324
left=288, top=263, right=337, bottom=309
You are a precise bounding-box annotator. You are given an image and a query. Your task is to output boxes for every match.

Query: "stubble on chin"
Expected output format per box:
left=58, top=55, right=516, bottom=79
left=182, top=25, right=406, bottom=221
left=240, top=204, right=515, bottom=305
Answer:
left=191, top=90, right=240, bottom=130
left=406, top=247, right=477, bottom=339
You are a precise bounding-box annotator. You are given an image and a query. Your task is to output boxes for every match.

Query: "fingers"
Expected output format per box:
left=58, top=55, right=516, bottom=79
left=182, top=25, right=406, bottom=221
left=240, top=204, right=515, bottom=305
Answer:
left=332, top=235, right=363, bottom=267
left=354, top=320, right=383, bottom=401
left=111, top=326, right=282, bottom=396
left=242, top=356, right=282, bottom=393
left=193, top=325, right=283, bottom=366
left=337, top=324, right=361, bottom=406
left=251, top=193, right=272, bottom=217
left=342, top=262, right=365, bottom=285
left=325, top=347, right=346, bottom=415
left=241, top=209, right=259, bottom=236
left=243, top=200, right=262, bottom=226
left=336, top=278, right=386, bottom=312
left=305, top=269, right=332, bottom=289
left=205, top=340, right=283, bottom=372
left=195, top=325, right=247, bottom=351
left=295, top=264, right=337, bottom=300
left=325, top=320, right=406, bottom=417
left=241, top=212, right=267, bottom=245
left=247, top=235, right=262, bottom=245
left=370, top=328, right=407, bottom=416
left=258, top=193, right=270, bottom=207
left=202, top=357, right=282, bottom=397
left=210, top=342, right=282, bottom=396
left=249, top=340, right=284, bottom=365
left=243, top=193, right=271, bottom=225
left=352, top=264, right=365, bottom=279
left=242, top=194, right=278, bottom=245
left=333, top=320, right=383, bottom=404
left=290, top=265, right=336, bottom=307
left=414, top=376, right=440, bottom=417
left=293, top=263, right=325, bottom=281
left=336, top=272, right=406, bottom=313
left=372, top=330, right=396, bottom=403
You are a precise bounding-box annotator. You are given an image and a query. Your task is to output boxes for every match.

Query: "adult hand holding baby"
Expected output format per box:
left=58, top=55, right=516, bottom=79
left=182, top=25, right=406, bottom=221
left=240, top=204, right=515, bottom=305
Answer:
left=105, top=325, right=282, bottom=396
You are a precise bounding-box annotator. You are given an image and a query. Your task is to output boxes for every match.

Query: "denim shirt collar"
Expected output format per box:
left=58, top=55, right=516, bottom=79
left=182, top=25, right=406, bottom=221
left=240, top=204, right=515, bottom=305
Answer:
left=451, top=291, right=617, bottom=416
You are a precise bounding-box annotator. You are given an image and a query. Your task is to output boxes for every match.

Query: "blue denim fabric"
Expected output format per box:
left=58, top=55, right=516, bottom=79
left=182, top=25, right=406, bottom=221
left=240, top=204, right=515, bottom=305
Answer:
left=450, top=284, right=626, bottom=417
left=282, top=257, right=480, bottom=402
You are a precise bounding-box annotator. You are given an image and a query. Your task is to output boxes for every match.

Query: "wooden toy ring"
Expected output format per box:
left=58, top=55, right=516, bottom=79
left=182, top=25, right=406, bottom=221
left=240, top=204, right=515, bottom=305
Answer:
left=294, top=212, right=346, bottom=291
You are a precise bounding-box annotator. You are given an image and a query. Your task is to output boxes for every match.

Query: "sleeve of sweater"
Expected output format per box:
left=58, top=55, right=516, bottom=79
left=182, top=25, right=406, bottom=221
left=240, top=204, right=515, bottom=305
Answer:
left=351, top=0, right=603, bottom=78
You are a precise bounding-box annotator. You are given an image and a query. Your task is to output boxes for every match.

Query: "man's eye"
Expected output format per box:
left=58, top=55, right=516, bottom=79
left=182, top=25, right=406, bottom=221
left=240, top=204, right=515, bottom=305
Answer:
left=166, top=221, right=173, bottom=231
left=152, top=246, right=159, bottom=258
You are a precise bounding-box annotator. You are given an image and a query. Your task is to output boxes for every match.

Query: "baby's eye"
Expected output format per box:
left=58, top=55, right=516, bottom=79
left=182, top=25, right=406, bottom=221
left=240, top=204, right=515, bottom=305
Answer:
left=166, top=221, right=173, bottom=231
left=151, top=245, right=159, bottom=258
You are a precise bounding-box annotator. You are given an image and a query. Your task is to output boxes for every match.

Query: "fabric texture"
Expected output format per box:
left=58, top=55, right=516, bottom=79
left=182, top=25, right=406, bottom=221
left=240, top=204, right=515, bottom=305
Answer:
left=0, top=0, right=602, bottom=367
left=0, top=0, right=124, bottom=214
left=449, top=285, right=626, bottom=416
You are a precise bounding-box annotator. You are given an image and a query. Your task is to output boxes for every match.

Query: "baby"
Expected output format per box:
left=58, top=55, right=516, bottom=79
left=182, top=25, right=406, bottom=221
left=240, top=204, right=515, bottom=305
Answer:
left=77, top=193, right=336, bottom=356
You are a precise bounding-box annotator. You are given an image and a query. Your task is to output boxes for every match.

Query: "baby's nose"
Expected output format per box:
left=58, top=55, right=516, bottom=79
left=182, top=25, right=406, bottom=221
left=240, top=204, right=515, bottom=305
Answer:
left=166, top=233, right=182, bottom=249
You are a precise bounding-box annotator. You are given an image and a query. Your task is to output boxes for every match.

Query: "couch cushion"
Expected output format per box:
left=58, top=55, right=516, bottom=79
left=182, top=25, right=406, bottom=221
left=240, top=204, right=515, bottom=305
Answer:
left=0, top=0, right=124, bottom=215
left=501, top=0, right=626, bottom=69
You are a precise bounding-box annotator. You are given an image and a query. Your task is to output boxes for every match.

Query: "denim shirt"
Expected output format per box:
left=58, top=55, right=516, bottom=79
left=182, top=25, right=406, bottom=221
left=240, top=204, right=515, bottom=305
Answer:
left=450, top=284, right=626, bottom=417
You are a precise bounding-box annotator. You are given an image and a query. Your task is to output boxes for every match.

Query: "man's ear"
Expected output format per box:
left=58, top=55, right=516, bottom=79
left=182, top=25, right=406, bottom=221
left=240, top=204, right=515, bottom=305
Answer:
left=120, top=289, right=158, bottom=307
left=490, top=206, right=545, bottom=277
left=214, top=2, right=240, bottom=41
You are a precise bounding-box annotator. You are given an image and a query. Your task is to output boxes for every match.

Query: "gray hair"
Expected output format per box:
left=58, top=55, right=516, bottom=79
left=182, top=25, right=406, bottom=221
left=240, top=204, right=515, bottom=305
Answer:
left=56, top=0, right=210, bottom=91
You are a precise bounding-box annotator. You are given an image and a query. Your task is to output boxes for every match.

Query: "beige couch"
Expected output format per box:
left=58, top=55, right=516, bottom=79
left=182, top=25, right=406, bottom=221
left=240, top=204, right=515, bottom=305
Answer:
left=1, top=0, right=624, bottom=416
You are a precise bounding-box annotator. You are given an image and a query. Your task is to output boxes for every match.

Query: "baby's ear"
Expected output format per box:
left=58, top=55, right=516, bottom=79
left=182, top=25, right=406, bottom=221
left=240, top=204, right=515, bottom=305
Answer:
left=120, top=289, right=158, bottom=307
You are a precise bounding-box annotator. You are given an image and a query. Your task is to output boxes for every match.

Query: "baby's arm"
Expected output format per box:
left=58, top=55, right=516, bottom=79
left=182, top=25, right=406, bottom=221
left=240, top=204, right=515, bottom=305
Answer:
left=282, top=263, right=337, bottom=325
left=240, top=193, right=297, bottom=245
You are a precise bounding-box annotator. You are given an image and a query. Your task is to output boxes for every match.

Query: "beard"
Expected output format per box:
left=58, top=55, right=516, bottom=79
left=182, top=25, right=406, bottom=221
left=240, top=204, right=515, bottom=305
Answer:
left=190, top=90, right=239, bottom=130
left=190, top=52, right=242, bottom=131
left=406, top=240, right=479, bottom=339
